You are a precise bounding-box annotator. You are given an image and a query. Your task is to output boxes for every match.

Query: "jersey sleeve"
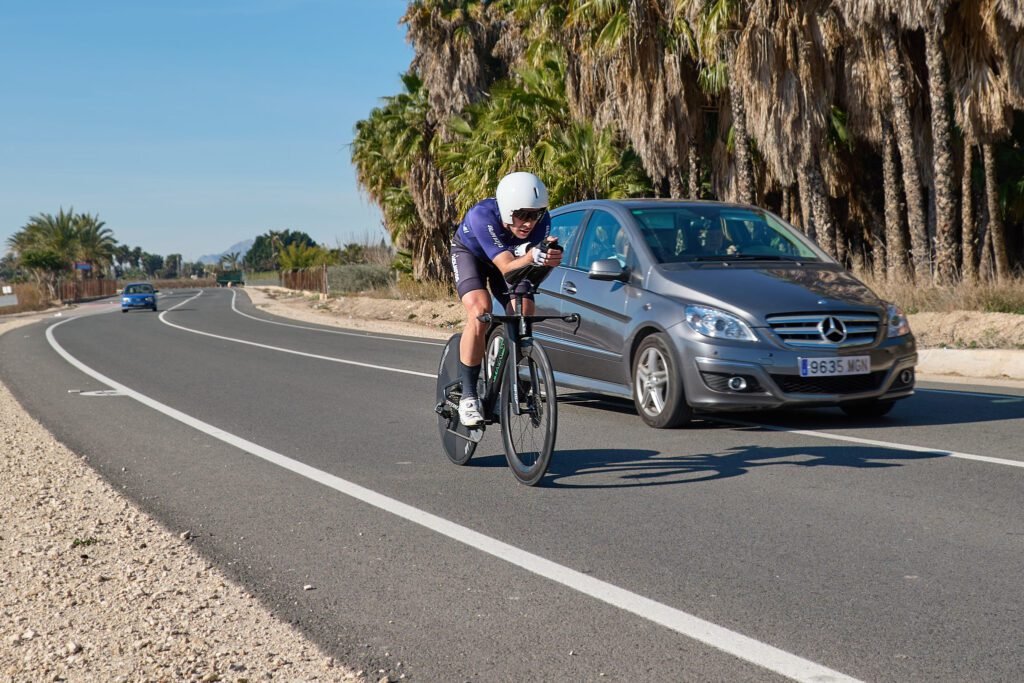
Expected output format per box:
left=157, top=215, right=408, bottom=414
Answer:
left=465, top=202, right=511, bottom=261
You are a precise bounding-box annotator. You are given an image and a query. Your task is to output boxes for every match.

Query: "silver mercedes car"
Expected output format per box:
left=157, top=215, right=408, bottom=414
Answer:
left=528, top=199, right=917, bottom=428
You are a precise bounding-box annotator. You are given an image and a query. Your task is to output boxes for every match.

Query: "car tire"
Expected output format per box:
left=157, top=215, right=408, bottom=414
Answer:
left=121, top=309, right=127, bottom=313
left=632, top=333, right=693, bottom=428
left=840, top=400, right=895, bottom=418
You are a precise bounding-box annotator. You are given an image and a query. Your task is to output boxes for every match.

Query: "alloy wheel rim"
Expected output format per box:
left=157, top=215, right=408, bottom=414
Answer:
left=636, top=347, right=668, bottom=416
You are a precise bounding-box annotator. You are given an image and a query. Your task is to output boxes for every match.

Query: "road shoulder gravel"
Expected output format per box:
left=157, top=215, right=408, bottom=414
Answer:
left=0, top=312, right=362, bottom=682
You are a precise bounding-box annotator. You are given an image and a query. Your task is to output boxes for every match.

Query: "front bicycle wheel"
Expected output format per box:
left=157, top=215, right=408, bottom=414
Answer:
left=500, top=340, right=557, bottom=486
left=436, top=333, right=478, bottom=465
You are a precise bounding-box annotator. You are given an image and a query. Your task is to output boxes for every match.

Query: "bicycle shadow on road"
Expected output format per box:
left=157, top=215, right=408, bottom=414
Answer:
left=540, top=443, right=948, bottom=489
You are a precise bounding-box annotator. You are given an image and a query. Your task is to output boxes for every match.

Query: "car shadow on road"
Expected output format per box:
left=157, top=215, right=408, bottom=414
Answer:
left=560, top=391, right=1024, bottom=429
left=536, top=443, right=947, bottom=488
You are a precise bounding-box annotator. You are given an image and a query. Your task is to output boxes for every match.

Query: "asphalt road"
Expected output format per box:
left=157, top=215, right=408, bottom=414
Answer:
left=3, top=287, right=1023, bottom=682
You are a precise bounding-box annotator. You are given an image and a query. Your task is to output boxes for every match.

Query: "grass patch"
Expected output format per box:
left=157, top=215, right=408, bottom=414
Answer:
left=71, top=537, right=98, bottom=548
left=854, top=272, right=1024, bottom=314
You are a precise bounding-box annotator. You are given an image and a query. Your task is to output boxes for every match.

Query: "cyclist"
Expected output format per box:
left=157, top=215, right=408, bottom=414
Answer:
left=450, top=171, right=562, bottom=427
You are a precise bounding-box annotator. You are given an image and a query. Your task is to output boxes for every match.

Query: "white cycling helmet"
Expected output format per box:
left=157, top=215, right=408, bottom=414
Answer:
left=495, top=171, right=548, bottom=225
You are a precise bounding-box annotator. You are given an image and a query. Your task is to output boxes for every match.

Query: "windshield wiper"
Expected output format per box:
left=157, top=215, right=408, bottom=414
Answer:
left=688, top=254, right=805, bottom=262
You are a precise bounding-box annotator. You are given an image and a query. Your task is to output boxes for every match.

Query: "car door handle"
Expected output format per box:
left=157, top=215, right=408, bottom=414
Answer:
left=563, top=281, right=577, bottom=295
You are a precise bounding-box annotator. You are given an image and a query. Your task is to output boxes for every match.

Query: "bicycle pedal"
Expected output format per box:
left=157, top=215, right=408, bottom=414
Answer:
left=467, top=427, right=484, bottom=443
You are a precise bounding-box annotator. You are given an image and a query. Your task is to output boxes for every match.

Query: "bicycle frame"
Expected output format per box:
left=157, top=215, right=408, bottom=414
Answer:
left=439, top=298, right=577, bottom=442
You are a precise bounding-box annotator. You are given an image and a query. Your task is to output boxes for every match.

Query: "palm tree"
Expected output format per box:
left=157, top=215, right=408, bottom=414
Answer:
left=734, top=0, right=839, bottom=256
left=277, top=243, right=332, bottom=270
left=74, top=213, right=116, bottom=276
left=948, top=0, right=1017, bottom=280
left=914, top=0, right=958, bottom=283
left=21, top=208, right=80, bottom=271
left=352, top=72, right=453, bottom=282
left=220, top=252, right=242, bottom=271
left=689, top=0, right=756, bottom=204
left=561, top=0, right=702, bottom=198
left=838, top=1, right=932, bottom=281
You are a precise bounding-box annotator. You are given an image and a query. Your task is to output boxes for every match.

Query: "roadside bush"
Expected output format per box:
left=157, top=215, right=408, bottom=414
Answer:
left=327, top=264, right=394, bottom=294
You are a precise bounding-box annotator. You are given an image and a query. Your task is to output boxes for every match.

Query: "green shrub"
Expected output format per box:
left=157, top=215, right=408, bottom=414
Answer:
left=327, top=264, right=394, bottom=294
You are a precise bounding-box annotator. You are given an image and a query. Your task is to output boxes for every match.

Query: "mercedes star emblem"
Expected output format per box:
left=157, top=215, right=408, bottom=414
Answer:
left=818, top=316, right=847, bottom=343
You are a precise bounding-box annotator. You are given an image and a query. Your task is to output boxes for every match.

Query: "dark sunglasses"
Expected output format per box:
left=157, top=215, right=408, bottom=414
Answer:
left=512, top=207, right=547, bottom=222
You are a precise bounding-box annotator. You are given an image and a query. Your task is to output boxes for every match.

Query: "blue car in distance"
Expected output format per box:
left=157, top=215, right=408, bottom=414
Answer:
left=121, top=282, right=158, bottom=313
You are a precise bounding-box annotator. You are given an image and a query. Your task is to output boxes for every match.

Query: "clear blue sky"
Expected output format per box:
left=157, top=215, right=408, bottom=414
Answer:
left=0, top=0, right=414, bottom=261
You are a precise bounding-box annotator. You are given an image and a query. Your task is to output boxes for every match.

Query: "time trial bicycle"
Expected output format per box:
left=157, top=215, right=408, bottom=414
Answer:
left=434, top=242, right=579, bottom=486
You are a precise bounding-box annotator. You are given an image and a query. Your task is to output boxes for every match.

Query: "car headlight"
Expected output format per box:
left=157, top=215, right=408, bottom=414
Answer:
left=122, top=297, right=130, bottom=303
left=685, top=304, right=757, bottom=342
left=886, top=303, right=911, bottom=338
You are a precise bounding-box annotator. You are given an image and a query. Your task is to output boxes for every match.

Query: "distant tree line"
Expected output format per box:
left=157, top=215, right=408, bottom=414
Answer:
left=352, top=0, right=1024, bottom=285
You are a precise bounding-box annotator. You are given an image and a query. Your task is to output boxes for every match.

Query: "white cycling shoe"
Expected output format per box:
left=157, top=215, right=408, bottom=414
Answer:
left=458, top=397, right=484, bottom=427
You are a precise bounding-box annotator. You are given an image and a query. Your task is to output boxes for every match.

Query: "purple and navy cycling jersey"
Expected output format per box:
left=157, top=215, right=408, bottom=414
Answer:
left=452, top=197, right=550, bottom=261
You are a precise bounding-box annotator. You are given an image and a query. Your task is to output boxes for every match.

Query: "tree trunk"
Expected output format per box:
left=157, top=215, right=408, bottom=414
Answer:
left=926, top=19, right=958, bottom=283
left=726, top=44, right=755, bottom=205
left=982, top=143, right=1010, bottom=279
left=805, top=160, right=836, bottom=258
left=796, top=165, right=817, bottom=242
left=881, top=21, right=931, bottom=282
left=882, top=119, right=912, bottom=282
left=961, top=144, right=977, bottom=282
left=781, top=186, right=792, bottom=223
left=669, top=171, right=685, bottom=199
left=688, top=143, right=701, bottom=199
left=408, top=157, right=456, bottom=284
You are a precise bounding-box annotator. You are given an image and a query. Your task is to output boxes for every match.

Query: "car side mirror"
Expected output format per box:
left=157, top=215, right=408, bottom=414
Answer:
left=588, top=258, right=629, bottom=282
left=153, top=289, right=160, bottom=293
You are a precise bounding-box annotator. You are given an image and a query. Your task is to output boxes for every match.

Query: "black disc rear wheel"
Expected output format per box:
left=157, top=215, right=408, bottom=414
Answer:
left=436, top=334, right=478, bottom=465
left=500, top=341, right=556, bottom=486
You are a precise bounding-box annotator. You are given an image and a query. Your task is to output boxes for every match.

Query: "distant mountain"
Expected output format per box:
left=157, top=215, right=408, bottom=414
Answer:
left=196, top=238, right=254, bottom=266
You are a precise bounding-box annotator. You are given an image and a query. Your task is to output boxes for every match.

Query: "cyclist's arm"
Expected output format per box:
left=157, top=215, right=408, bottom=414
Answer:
left=492, top=241, right=562, bottom=275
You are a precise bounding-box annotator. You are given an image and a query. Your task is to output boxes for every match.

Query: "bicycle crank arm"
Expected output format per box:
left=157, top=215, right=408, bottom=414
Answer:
left=446, top=426, right=485, bottom=443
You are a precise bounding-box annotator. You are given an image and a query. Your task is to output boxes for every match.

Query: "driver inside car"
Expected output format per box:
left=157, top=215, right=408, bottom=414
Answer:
left=449, top=171, right=563, bottom=427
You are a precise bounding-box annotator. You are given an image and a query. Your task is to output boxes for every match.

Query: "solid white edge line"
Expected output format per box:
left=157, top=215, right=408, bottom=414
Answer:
left=720, top=418, right=1024, bottom=469
left=155, top=290, right=435, bottom=379
left=917, top=387, right=1024, bottom=399
left=163, top=291, right=1023, bottom=470
left=227, top=288, right=445, bottom=346
left=44, top=314, right=859, bottom=683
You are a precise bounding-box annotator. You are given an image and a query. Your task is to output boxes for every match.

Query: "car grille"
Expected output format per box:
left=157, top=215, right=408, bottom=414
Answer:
left=765, top=312, right=881, bottom=349
left=771, top=371, right=886, bottom=394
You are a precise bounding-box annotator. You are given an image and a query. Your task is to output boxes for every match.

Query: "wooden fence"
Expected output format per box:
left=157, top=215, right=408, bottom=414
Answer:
left=58, top=278, right=119, bottom=303
left=281, top=265, right=327, bottom=294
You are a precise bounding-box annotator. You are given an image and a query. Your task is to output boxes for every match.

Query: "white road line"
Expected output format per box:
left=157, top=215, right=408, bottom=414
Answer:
left=228, top=289, right=445, bottom=346
left=720, top=418, right=1024, bottom=469
left=156, top=290, right=436, bottom=380
left=162, top=291, right=1022, bottom=471
left=918, top=387, right=1023, bottom=399
left=45, top=315, right=859, bottom=683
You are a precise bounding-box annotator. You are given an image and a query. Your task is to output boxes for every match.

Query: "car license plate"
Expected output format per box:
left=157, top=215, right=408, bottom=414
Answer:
left=798, top=356, right=870, bottom=377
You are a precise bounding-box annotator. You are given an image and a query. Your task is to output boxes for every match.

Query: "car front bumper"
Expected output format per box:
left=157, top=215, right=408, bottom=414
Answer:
left=122, top=298, right=156, bottom=310
left=674, top=331, right=918, bottom=411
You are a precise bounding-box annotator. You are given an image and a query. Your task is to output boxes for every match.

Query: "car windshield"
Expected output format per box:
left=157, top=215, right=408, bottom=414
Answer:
left=125, top=285, right=153, bottom=294
left=629, top=206, right=823, bottom=264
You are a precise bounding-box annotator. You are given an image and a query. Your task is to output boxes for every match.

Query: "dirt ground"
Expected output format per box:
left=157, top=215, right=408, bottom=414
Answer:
left=246, top=286, right=1024, bottom=350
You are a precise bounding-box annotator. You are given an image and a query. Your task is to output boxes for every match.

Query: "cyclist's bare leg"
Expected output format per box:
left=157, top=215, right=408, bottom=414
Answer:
left=459, top=288, right=492, bottom=366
